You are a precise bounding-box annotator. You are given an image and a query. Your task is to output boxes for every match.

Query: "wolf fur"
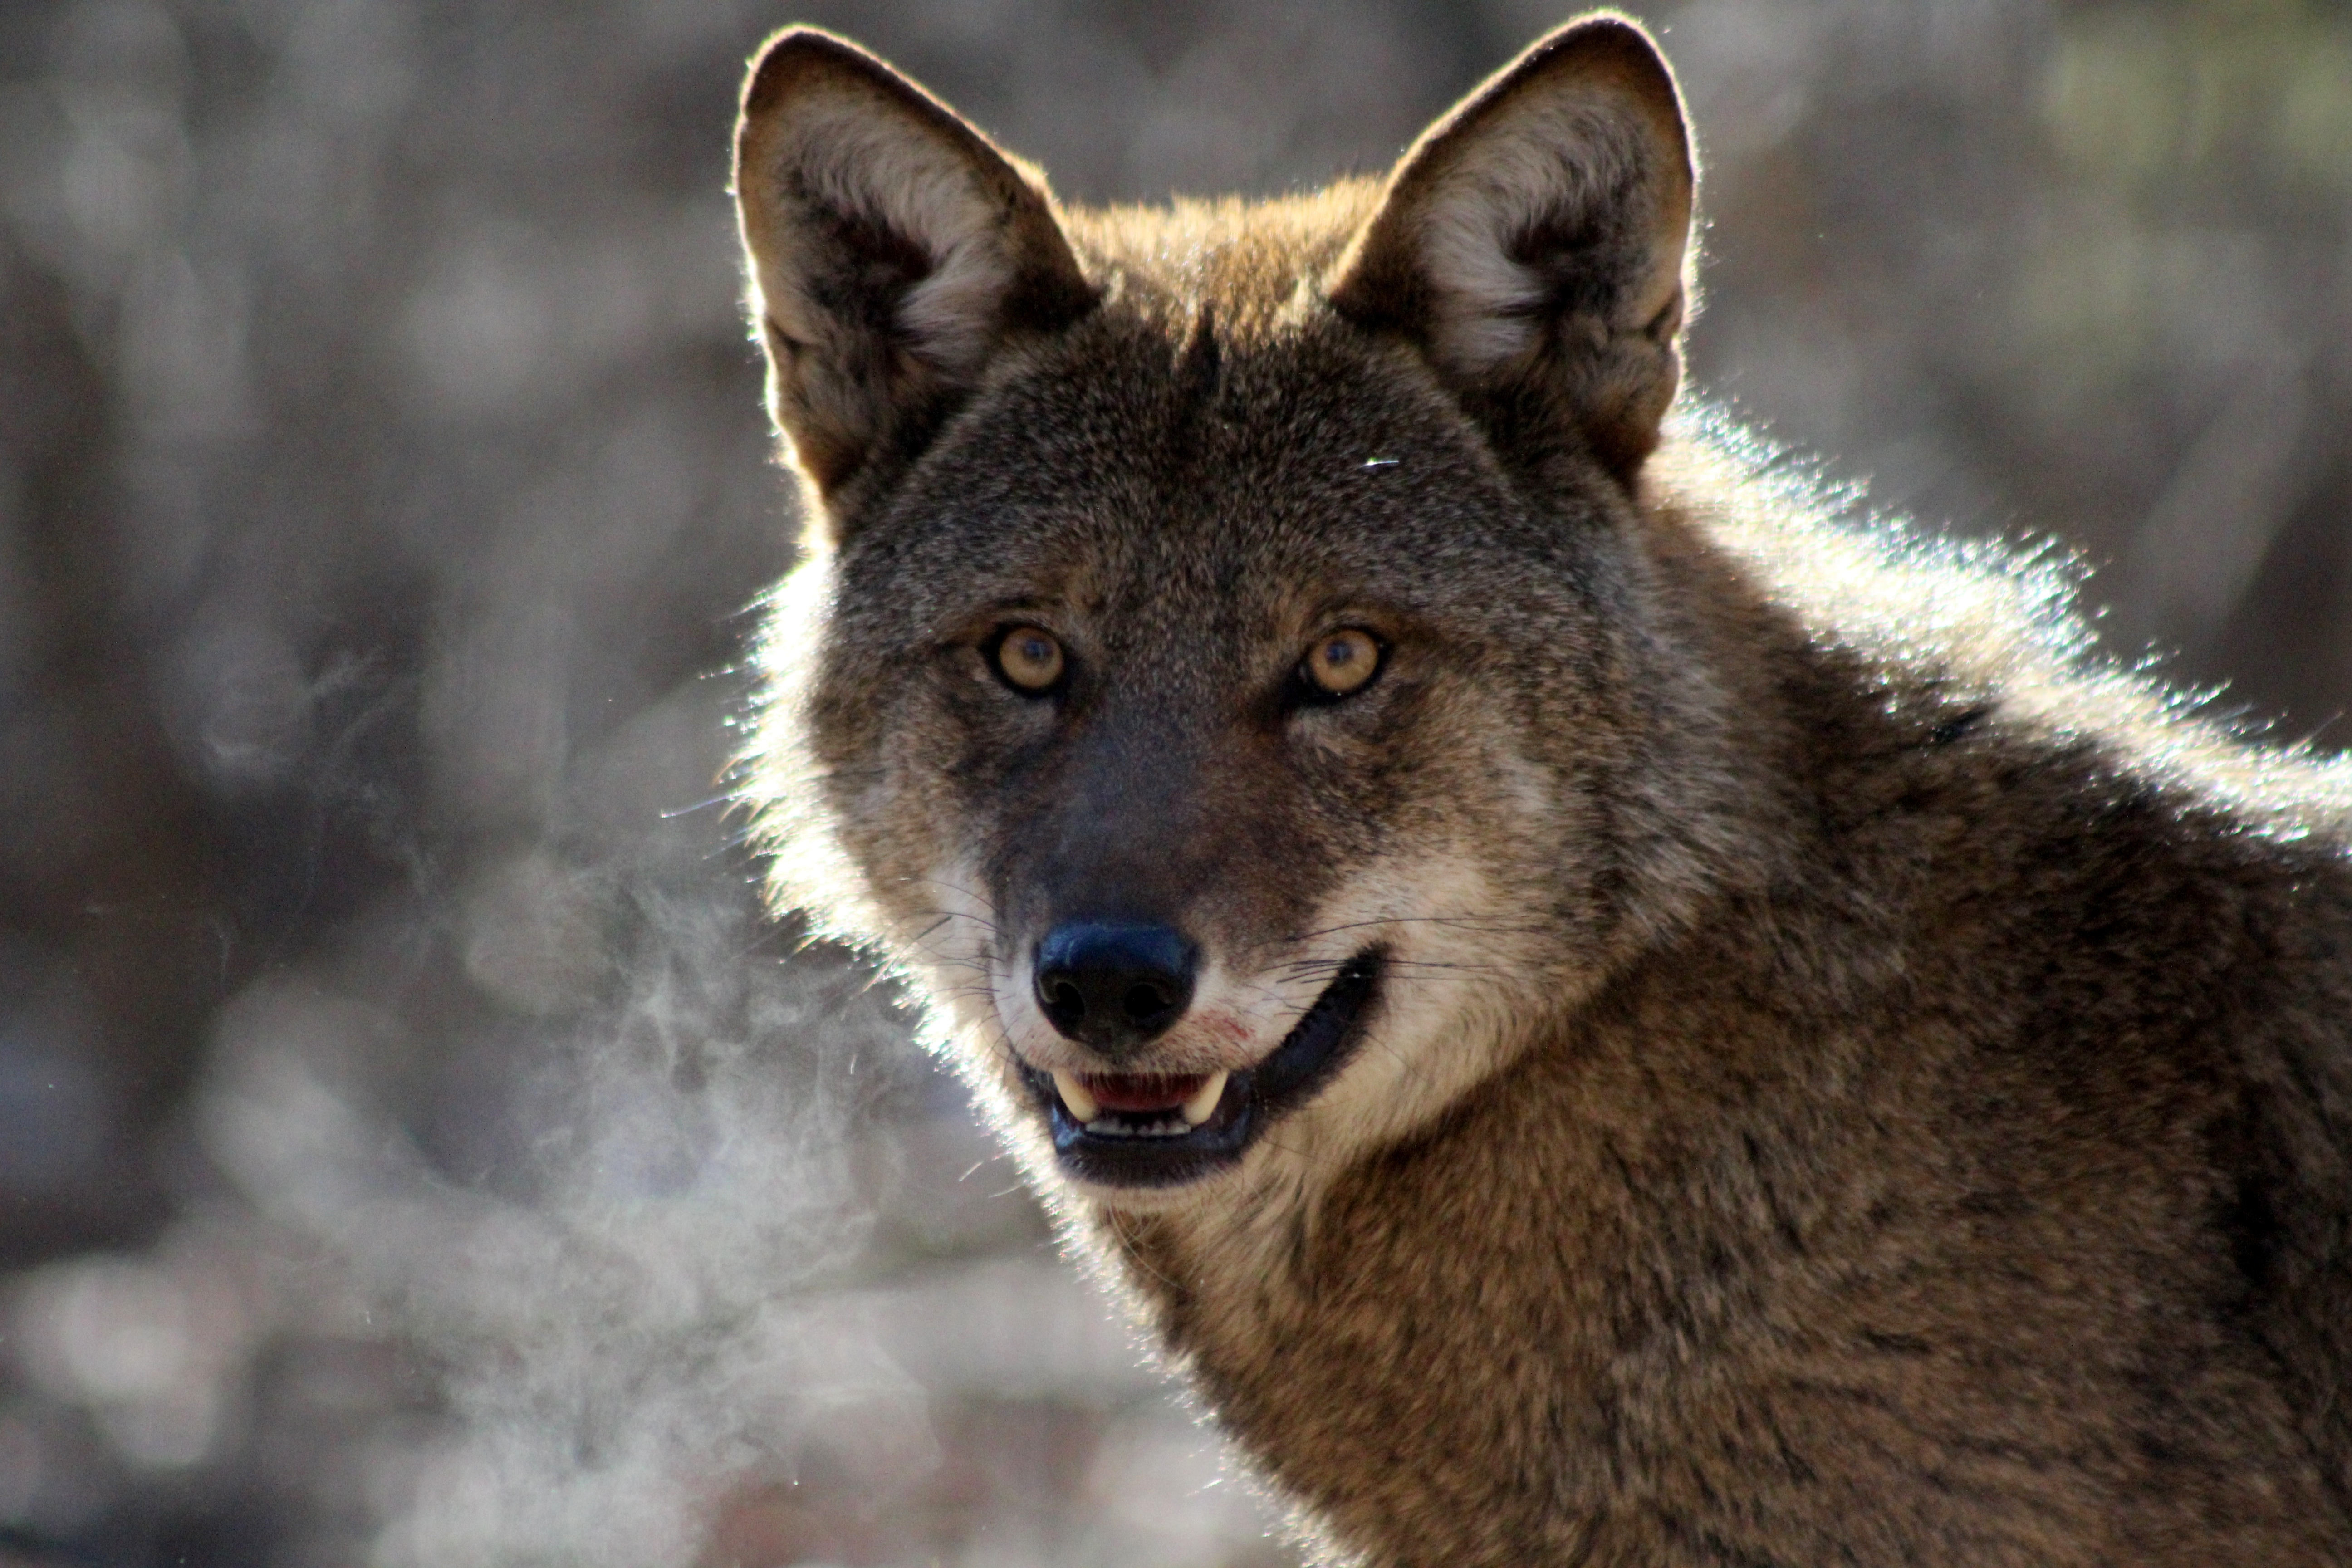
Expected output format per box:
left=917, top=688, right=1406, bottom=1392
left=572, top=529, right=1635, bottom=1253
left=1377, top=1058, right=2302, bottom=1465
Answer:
left=730, top=15, right=2352, bottom=1564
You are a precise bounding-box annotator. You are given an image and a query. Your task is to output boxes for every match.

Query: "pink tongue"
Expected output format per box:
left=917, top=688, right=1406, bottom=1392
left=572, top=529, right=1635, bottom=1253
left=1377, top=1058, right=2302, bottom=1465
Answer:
left=1081, top=1073, right=1209, bottom=1113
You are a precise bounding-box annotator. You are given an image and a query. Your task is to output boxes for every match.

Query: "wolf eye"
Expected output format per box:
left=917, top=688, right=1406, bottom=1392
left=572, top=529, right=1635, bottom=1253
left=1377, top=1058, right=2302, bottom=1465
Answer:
left=1301, top=628, right=1382, bottom=699
left=993, top=626, right=1066, bottom=694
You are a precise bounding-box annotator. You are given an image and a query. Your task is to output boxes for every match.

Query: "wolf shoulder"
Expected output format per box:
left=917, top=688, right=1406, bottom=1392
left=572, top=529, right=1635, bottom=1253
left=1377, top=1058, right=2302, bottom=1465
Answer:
left=1637, top=421, right=2352, bottom=1022
left=1632, top=416, right=2352, bottom=1261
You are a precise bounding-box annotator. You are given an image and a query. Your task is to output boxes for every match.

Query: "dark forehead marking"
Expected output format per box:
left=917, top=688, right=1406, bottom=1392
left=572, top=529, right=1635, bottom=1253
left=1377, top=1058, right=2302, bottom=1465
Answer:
left=1176, top=302, right=1222, bottom=417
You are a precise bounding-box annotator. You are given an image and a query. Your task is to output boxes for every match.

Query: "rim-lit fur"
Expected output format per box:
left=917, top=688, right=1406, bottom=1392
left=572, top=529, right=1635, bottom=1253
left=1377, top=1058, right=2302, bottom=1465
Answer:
left=733, top=15, right=2352, bottom=1563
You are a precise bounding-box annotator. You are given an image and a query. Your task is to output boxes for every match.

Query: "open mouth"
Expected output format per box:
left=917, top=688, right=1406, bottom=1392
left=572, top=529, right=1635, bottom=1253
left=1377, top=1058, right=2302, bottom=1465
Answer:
left=1020, top=950, right=1383, bottom=1188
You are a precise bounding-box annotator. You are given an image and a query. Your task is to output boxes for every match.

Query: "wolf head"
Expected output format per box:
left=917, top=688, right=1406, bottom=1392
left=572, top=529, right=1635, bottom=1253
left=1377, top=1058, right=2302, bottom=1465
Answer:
left=735, top=15, right=1729, bottom=1207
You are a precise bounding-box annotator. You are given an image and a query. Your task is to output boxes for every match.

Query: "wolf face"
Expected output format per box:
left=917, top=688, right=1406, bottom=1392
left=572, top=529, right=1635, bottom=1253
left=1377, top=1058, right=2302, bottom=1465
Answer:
left=735, top=17, right=1714, bottom=1205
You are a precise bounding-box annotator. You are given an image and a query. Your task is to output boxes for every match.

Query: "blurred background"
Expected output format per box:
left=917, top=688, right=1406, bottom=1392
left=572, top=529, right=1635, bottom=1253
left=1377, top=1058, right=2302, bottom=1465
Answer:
left=0, top=0, right=2346, bottom=1563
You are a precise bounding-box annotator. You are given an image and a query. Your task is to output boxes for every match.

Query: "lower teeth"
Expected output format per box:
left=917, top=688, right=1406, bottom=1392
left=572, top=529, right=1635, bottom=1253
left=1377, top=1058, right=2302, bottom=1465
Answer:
left=1084, top=1116, right=1192, bottom=1138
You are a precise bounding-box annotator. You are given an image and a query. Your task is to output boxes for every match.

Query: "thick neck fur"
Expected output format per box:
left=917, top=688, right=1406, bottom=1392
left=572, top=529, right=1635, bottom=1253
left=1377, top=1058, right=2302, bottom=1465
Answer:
left=1068, top=446, right=2352, bottom=1563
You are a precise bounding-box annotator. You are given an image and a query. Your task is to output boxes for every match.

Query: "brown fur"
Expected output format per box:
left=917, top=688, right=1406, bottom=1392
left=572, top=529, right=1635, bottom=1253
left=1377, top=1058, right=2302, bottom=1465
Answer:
left=731, top=15, right=2352, bottom=1565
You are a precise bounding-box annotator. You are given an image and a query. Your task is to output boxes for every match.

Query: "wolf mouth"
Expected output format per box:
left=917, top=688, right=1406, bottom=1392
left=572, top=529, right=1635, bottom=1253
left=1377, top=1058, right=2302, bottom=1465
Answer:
left=1021, top=950, right=1384, bottom=1188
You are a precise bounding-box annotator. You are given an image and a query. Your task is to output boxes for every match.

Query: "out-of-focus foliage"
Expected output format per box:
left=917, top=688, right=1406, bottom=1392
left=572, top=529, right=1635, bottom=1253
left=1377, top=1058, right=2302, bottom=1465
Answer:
left=0, top=1, right=2343, bottom=1564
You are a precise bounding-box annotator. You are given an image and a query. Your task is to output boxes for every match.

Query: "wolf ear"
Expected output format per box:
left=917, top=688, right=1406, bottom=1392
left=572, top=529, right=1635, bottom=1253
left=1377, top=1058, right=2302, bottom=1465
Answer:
left=733, top=30, right=1096, bottom=510
left=1328, top=15, right=1695, bottom=480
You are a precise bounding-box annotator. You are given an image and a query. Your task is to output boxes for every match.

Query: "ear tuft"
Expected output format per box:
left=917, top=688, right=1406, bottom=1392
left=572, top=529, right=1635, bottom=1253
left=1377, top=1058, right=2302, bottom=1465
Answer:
left=1329, top=14, right=1695, bottom=480
left=734, top=30, right=1095, bottom=507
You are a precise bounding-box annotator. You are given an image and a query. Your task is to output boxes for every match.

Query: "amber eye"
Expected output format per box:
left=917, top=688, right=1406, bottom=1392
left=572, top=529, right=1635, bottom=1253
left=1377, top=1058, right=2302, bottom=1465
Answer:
left=994, top=626, right=1066, bottom=693
left=1302, top=628, right=1382, bottom=699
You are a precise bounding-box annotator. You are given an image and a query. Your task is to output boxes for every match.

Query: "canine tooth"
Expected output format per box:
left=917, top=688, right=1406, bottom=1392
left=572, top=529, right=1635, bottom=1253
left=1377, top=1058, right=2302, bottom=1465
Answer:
left=1052, top=1071, right=1100, bottom=1123
left=1181, top=1070, right=1229, bottom=1127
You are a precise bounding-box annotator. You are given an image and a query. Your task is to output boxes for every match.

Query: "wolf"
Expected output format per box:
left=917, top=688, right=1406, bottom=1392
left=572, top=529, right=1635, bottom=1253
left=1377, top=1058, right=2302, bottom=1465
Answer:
left=729, top=13, right=2352, bottom=1564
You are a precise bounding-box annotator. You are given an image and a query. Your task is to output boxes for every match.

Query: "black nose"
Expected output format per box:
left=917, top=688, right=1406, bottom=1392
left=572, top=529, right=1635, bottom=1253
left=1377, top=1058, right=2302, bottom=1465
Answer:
left=1032, top=921, right=1198, bottom=1055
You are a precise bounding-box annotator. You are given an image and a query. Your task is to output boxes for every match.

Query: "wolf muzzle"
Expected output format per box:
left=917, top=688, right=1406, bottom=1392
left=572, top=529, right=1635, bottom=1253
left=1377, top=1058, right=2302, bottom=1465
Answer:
left=1022, top=947, right=1386, bottom=1188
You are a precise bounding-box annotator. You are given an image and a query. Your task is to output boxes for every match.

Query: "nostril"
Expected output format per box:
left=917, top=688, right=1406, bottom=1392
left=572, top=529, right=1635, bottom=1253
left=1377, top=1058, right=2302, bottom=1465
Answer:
left=1123, top=981, right=1169, bottom=1022
left=1043, top=978, right=1087, bottom=1029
